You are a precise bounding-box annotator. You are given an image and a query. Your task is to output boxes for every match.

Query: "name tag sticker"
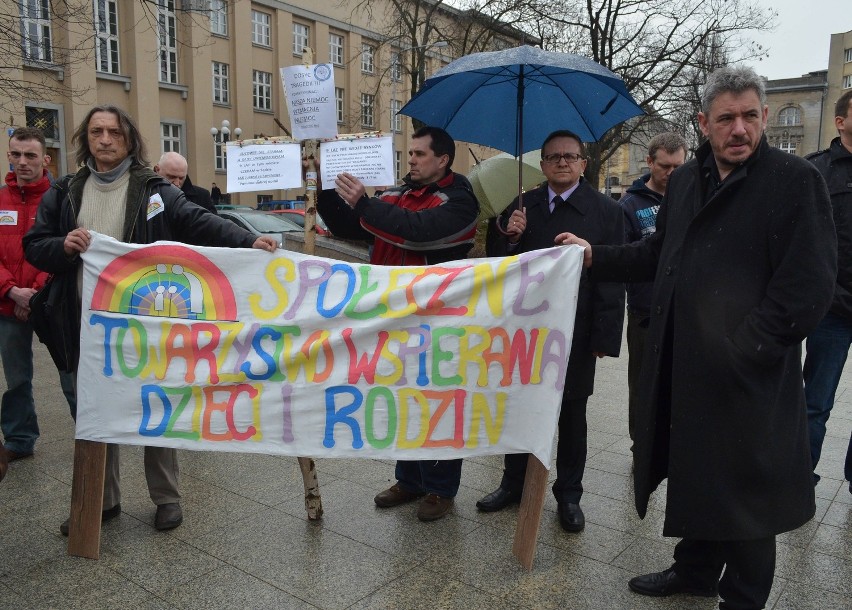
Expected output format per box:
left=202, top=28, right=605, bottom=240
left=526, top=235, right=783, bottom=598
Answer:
left=146, top=194, right=165, bottom=220
left=0, top=211, right=19, bottom=225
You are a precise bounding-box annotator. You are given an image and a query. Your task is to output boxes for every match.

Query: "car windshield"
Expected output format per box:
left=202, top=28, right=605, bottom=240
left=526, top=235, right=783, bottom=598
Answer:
left=237, top=212, right=301, bottom=233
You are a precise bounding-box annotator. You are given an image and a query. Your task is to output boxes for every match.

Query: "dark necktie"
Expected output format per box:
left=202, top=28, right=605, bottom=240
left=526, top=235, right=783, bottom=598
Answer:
left=551, top=195, right=564, bottom=214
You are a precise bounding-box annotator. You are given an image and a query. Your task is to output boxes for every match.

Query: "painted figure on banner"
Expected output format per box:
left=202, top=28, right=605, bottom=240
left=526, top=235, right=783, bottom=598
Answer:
left=476, top=129, right=625, bottom=533
left=558, top=66, right=836, bottom=609
left=316, top=125, right=479, bottom=521
left=23, top=104, right=277, bottom=537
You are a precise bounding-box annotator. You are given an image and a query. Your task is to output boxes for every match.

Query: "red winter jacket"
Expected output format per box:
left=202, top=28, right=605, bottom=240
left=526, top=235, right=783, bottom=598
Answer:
left=0, top=170, right=51, bottom=318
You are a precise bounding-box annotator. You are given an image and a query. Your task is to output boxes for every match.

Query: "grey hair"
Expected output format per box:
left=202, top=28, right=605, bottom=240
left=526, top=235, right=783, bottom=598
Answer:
left=648, top=132, right=688, bottom=160
left=701, top=65, right=766, bottom=115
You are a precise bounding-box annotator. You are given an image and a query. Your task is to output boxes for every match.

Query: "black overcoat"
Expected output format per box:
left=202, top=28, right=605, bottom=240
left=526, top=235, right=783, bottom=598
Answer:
left=593, top=138, right=837, bottom=540
left=491, top=180, right=624, bottom=398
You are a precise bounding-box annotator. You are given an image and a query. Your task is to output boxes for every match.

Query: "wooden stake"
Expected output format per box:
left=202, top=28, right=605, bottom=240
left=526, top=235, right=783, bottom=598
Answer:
left=66, top=439, right=107, bottom=559
left=511, top=455, right=548, bottom=570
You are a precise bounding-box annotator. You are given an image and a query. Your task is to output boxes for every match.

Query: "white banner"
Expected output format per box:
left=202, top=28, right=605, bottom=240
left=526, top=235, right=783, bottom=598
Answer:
left=225, top=141, right=303, bottom=193
left=76, top=234, right=582, bottom=466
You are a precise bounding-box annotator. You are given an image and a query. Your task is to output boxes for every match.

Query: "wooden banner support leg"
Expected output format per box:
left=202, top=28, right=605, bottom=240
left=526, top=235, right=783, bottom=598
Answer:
left=297, top=456, right=323, bottom=520
left=66, top=439, right=107, bottom=559
left=511, top=456, right=548, bottom=571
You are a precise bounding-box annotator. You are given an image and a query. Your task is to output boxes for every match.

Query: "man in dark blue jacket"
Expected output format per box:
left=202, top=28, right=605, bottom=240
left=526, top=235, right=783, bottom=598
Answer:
left=620, top=132, right=686, bottom=447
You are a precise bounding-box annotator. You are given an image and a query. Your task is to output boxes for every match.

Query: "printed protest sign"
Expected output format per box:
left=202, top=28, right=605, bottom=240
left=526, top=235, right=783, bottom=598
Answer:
left=319, top=136, right=394, bottom=187
left=225, top=141, right=302, bottom=193
left=76, top=233, right=583, bottom=466
left=281, top=64, right=338, bottom=140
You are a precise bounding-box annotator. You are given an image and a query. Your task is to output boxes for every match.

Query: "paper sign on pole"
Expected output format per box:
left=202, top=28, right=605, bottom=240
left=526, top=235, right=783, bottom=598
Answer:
left=225, top=141, right=303, bottom=193
left=75, top=233, right=584, bottom=466
left=319, top=136, right=395, bottom=187
left=281, top=64, right=338, bottom=140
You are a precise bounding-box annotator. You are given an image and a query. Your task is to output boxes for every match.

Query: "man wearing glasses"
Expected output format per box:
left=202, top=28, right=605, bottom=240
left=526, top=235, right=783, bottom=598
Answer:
left=477, top=130, right=624, bottom=533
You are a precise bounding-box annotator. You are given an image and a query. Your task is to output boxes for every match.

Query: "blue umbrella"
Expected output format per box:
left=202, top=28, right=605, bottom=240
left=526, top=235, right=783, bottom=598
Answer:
left=399, top=45, right=644, bottom=156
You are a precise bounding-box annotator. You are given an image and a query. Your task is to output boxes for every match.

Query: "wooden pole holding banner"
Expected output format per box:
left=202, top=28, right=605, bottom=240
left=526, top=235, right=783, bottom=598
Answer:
left=67, top=439, right=107, bottom=558
left=511, top=456, right=549, bottom=570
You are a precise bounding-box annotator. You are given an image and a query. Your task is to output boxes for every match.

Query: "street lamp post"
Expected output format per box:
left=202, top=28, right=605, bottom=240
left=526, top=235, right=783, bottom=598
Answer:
left=391, top=40, right=448, bottom=182
left=210, top=119, right=241, bottom=203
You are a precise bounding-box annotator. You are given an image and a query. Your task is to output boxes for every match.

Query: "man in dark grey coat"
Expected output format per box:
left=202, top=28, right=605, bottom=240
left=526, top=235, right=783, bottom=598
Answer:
left=558, top=66, right=836, bottom=609
left=476, top=130, right=624, bottom=533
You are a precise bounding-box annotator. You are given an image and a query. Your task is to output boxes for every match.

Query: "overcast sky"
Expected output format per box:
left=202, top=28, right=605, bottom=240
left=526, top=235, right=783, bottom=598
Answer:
left=743, top=1, right=849, bottom=80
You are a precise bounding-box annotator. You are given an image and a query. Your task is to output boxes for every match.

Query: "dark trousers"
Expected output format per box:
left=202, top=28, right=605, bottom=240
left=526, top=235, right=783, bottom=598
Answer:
left=626, top=310, right=650, bottom=443
left=395, top=459, right=463, bottom=498
left=501, top=397, right=588, bottom=504
left=672, top=537, right=776, bottom=610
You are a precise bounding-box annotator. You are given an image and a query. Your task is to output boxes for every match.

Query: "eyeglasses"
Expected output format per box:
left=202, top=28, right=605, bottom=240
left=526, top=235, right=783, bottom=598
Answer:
left=542, top=152, right=585, bottom=165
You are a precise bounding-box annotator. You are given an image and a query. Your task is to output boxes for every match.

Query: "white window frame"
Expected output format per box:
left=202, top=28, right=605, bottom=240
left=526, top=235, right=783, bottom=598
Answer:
left=94, top=0, right=119, bottom=74
left=395, top=150, right=401, bottom=182
left=329, top=33, right=344, bottom=65
left=210, top=0, right=227, bottom=36
left=390, top=51, right=401, bottom=82
left=253, top=70, right=272, bottom=111
left=361, top=43, right=374, bottom=74
left=251, top=10, right=270, bottom=46
left=335, top=87, right=345, bottom=124
left=293, top=23, right=309, bottom=55
left=778, top=106, right=800, bottom=126
left=845, top=48, right=852, bottom=63
left=361, top=92, right=374, bottom=127
left=778, top=141, right=796, bottom=155
left=390, top=98, right=401, bottom=132
left=844, top=74, right=852, bottom=89
left=20, top=0, right=53, bottom=63
left=158, top=0, right=177, bottom=84
left=214, top=134, right=226, bottom=171
left=212, top=61, right=230, bottom=105
left=161, top=122, right=182, bottom=154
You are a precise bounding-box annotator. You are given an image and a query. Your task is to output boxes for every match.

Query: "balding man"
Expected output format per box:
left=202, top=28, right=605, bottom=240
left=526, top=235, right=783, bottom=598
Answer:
left=154, top=152, right=217, bottom=215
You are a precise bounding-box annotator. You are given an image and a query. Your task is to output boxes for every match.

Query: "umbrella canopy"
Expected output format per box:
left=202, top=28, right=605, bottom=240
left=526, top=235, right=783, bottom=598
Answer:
left=400, top=45, right=644, bottom=155
left=469, top=150, right=544, bottom=220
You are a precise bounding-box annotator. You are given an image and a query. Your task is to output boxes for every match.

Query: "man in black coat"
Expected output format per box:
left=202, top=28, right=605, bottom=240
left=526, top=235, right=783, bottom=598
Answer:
left=476, top=130, right=624, bottom=532
left=154, top=152, right=217, bottom=215
left=803, top=89, right=852, bottom=493
left=558, top=66, right=836, bottom=609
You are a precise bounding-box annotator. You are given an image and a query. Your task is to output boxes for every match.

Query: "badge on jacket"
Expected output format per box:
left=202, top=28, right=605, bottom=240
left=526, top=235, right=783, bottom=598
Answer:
left=0, top=211, right=18, bottom=225
left=146, top=194, right=165, bottom=220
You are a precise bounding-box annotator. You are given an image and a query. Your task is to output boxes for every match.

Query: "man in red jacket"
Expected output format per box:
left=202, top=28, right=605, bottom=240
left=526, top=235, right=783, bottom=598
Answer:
left=0, top=127, right=54, bottom=463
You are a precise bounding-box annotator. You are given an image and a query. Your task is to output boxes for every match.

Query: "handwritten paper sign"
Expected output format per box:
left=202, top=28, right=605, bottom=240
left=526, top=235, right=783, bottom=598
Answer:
left=75, top=233, right=583, bottom=466
left=281, top=64, right=338, bottom=140
left=319, top=136, right=395, bottom=187
left=224, top=142, right=302, bottom=193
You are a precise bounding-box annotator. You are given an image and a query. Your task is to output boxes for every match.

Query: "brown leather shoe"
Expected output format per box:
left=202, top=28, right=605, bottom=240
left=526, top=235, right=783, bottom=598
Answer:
left=155, top=502, right=183, bottom=530
left=374, top=484, right=424, bottom=508
left=60, top=503, right=122, bottom=536
left=416, top=493, right=453, bottom=521
left=1, top=446, right=33, bottom=461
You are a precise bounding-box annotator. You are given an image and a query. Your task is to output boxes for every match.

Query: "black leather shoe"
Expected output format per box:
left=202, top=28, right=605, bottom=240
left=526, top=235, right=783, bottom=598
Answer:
left=60, top=503, right=122, bottom=536
left=476, top=486, right=521, bottom=512
left=155, top=502, right=183, bottom=531
left=628, top=568, right=718, bottom=598
left=557, top=502, right=585, bottom=532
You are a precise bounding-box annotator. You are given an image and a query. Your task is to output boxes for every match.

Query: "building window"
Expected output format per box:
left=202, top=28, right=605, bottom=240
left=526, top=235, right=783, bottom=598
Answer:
left=844, top=74, right=852, bottom=89
left=251, top=10, right=270, bottom=46
left=361, top=43, right=374, bottom=74
left=94, top=0, right=119, bottom=74
left=26, top=106, right=60, bottom=140
left=778, top=106, right=801, bottom=126
left=210, top=0, right=227, bottom=36
left=212, top=61, right=229, bottom=105
left=846, top=48, right=852, bottom=63
left=20, top=0, right=53, bottom=63
left=329, top=33, right=344, bottom=65
left=778, top=141, right=796, bottom=155
left=395, top=150, right=401, bottom=182
left=293, top=23, right=309, bottom=55
left=390, top=98, right=401, bottom=132
left=361, top=93, right=374, bottom=127
left=253, top=70, right=272, bottom=111
left=158, top=0, right=177, bottom=83
left=161, top=123, right=182, bottom=154
left=214, top=135, right=226, bottom=171
left=335, top=87, right=345, bottom=124
left=391, top=51, right=401, bottom=81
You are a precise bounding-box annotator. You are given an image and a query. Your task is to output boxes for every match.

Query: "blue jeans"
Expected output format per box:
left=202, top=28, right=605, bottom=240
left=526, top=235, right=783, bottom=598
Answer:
left=803, top=312, right=852, bottom=483
left=395, top=459, right=463, bottom=498
left=0, top=317, right=39, bottom=454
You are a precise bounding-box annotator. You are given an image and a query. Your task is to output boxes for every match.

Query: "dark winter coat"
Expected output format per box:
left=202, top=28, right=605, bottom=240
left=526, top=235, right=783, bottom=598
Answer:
left=619, top=175, right=663, bottom=317
left=490, top=180, right=624, bottom=399
left=181, top=175, right=217, bottom=215
left=591, top=137, right=836, bottom=540
left=806, top=137, right=852, bottom=320
left=23, top=165, right=257, bottom=371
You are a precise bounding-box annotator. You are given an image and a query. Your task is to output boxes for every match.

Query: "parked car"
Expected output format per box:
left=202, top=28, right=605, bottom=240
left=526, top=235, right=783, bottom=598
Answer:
left=215, top=204, right=255, bottom=211
left=217, top=209, right=302, bottom=242
left=257, top=200, right=304, bottom=211
left=269, top=209, right=332, bottom=236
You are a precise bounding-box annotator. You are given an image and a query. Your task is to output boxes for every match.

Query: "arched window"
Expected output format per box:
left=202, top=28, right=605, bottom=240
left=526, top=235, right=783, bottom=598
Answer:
left=778, top=107, right=801, bottom=126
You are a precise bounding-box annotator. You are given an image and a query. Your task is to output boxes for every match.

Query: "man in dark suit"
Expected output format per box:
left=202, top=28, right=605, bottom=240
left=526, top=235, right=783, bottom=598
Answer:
left=154, top=152, right=217, bottom=215
left=476, top=129, right=624, bottom=532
